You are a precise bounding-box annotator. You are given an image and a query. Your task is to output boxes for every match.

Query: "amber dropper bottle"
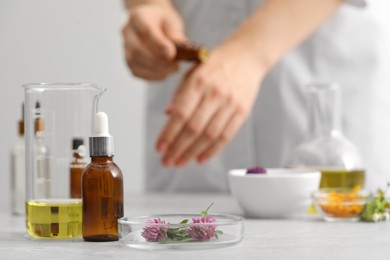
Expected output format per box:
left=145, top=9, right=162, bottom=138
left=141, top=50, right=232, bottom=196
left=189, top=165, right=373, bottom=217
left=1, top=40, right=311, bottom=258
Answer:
left=82, top=112, right=123, bottom=242
left=175, top=43, right=208, bottom=62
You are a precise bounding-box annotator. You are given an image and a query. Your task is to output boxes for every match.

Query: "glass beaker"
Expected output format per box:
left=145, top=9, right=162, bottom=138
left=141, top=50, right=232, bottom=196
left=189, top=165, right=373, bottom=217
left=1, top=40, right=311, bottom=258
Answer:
left=24, top=83, right=105, bottom=239
left=289, top=83, right=365, bottom=189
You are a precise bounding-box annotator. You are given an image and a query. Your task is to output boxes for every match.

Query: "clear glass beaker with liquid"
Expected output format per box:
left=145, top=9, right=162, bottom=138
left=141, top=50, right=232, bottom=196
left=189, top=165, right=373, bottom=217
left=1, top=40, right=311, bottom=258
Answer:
left=289, top=82, right=365, bottom=189
left=24, top=83, right=105, bottom=239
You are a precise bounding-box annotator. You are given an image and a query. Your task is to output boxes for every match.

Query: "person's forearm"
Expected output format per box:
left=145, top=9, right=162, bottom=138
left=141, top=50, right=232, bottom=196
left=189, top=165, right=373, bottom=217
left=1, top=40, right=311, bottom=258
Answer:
left=229, top=0, right=342, bottom=72
left=125, top=0, right=171, bottom=9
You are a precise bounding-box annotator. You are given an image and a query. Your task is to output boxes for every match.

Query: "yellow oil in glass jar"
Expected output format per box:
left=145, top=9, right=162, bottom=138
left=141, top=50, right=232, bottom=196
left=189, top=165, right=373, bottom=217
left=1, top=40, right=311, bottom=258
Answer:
left=26, top=199, right=82, bottom=238
left=320, top=169, right=365, bottom=188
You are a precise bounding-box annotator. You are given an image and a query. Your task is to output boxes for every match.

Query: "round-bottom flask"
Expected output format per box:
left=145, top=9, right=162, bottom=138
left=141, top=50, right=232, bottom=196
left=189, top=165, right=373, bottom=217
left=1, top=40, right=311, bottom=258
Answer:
left=289, top=83, right=365, bottom=189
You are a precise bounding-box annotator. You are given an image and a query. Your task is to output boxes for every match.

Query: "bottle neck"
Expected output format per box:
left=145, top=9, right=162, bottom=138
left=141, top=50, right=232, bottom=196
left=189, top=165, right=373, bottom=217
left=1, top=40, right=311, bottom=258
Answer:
left=73, top=151, right=83, bottom=159
left=307, top=83, right=342, bottom=138
left=35, top=131, right=44, bottom=140
left=89, top=136, right=114, bottom=157
left=90, top=156, right=114, bottom=163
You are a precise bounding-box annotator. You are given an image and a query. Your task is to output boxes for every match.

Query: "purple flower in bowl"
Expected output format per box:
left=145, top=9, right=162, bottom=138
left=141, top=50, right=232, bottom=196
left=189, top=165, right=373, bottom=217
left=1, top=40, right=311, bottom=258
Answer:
left=247, top=166, right=267, bottom=174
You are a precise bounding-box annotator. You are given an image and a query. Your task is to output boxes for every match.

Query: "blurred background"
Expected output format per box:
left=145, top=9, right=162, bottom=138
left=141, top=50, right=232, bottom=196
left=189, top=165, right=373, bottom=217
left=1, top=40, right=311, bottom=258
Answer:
left=0, top=0, right=145, bottom=211
left=1, top=0, right=390, bottom=214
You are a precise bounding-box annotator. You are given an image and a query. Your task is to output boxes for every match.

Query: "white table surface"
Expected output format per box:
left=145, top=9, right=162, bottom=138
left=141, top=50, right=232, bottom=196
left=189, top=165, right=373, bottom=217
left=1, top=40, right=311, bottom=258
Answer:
left=1, top=193, right=390, bottom=260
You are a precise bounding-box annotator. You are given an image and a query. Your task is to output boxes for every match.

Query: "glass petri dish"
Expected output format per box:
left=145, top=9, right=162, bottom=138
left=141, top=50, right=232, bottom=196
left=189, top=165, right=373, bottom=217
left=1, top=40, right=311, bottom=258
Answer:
left=118, top=214, right=244, bottom=250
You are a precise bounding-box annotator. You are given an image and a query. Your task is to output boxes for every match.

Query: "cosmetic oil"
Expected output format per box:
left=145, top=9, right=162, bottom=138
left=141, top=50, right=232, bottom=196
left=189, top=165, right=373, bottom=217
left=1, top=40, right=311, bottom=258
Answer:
left=26, top=199, right=82, bottom=238
left=82, top=112, right=123, bottom=242
left=319, top=168, right=365, bottom=188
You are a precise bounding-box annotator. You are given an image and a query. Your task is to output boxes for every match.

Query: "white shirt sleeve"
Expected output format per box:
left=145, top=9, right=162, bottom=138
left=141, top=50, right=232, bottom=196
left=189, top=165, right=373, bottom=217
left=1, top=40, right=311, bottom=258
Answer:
left=344, top=0, right=367, bottom=7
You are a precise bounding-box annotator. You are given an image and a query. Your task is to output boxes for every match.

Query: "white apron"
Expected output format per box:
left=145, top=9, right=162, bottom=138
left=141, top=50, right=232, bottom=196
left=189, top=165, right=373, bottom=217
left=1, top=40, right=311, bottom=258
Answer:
left=145, top=0, right=390, bottom=193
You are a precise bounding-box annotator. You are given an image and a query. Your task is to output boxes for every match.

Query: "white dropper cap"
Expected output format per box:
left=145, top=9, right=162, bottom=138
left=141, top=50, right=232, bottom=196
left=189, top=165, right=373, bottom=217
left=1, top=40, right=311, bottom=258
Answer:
left=93, top=112, right=111, bottom=137
left=89, top=111, right=114, bottom=157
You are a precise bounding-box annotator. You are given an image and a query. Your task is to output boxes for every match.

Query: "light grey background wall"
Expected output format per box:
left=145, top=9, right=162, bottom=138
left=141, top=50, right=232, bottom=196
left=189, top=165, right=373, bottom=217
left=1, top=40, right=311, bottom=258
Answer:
left=0, top=0, right=146, bottom=211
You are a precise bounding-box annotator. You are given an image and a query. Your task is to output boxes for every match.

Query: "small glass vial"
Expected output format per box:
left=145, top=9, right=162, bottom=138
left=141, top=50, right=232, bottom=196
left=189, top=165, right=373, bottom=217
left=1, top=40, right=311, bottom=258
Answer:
left=34, top=103, right=50, bottom=199
left=82, top=112, right=123, bottom=242
left=70, top=138, right=87, bottom=198
left=11, top=103, right=25, bottom=215
left=289, top=83, right=365, bottom=189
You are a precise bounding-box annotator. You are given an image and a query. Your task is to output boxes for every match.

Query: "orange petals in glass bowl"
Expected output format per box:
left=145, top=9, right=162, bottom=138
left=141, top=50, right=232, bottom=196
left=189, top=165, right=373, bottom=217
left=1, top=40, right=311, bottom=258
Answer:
left=313, top=186, right=368, bottom=222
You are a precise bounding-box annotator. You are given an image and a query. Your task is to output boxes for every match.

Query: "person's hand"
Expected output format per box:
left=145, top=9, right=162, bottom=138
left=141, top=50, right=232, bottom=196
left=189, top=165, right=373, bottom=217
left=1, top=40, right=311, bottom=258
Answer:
left=156, top=39, right=266, bottom=167
left=122, top=2, right=187, bottom=80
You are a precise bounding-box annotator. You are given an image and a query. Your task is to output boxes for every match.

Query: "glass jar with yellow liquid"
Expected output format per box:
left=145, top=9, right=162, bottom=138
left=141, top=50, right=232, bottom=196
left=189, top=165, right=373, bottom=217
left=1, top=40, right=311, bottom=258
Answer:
left=24, top=83, right=106, bottom=239
left=289, top=83, right=365, bottom=192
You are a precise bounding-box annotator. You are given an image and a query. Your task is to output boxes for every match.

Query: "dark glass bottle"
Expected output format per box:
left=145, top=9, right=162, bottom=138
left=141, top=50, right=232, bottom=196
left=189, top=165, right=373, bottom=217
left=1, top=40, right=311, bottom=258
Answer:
left=82, top=157, right=123, bottom=241
left=82, top=112, right=123, bottom=242
left=70, top=138, right=87, bottom=198
left=175, top=44, right=208, bottom=62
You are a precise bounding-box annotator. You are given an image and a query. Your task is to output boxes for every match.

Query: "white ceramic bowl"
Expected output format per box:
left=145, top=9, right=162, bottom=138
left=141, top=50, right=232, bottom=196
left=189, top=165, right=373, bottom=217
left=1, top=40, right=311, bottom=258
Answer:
left=228, top=168, right=321, bottom=218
